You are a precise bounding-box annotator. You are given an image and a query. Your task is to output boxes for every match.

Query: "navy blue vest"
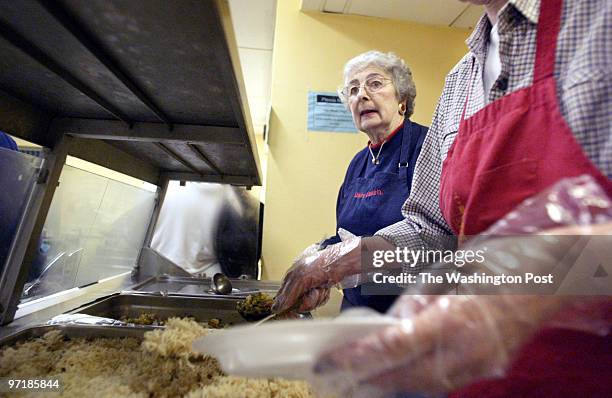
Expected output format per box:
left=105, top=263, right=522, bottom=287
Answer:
left=322, top=119, right=428, bottom=312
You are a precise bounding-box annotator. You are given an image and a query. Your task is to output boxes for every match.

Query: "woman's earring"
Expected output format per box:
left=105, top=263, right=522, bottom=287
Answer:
left=398, top=103, right=406, bottom=116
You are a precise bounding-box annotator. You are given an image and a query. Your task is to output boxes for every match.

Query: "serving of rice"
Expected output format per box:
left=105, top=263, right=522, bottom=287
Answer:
left=0, top=318, right=315, bottom=397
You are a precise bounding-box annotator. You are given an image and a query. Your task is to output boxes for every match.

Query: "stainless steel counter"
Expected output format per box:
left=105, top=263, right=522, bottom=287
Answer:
left=71, top=293, right=247, bottom=326
left=0, top=272, right=137, bottom=341
left=0, top=272, right=281, bottom=341
left=0, top=324, right=155, bottom=347
left=127, top=275, right=280, bottom=297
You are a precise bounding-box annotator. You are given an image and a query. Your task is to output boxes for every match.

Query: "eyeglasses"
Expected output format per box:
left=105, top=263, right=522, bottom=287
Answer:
left=339, top=76, right=392, bottom=100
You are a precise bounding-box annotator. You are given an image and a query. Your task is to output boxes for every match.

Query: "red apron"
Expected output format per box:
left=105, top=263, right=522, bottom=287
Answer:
left=439, top=0, right=612, bottom=396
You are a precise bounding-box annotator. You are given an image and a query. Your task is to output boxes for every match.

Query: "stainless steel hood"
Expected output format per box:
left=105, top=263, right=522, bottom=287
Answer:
left=0, top=0, right=263, bottom=325
left=0, top=0, right=261, bottom=186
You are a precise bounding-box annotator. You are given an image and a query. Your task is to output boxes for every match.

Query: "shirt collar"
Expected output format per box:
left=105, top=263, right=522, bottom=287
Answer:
left=512, top=0, right=539, bottom=24
left=368, top=122, right=404, bottom=149
left=465, top=0, right=539, bottom=64
left=465, top=13, right=491, bottom=65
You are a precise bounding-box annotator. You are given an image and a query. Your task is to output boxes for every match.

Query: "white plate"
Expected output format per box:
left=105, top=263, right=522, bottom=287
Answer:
left=192, top=308, right=399, bottom=380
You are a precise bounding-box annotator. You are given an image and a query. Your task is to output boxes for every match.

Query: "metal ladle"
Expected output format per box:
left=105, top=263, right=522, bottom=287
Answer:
left=211, top=273, right=233, bottom=295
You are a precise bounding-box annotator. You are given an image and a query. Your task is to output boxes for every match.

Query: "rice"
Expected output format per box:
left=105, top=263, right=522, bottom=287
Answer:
left=0, top=318, right=316, bottom=397
left=186, top=376, right=313, bottom=398
left=142, top=317, right=210, bottom=360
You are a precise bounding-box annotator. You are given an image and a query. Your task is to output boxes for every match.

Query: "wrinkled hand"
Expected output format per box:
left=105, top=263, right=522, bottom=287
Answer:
left=294, top=287, right=331, bottom=313
left=272, top=237, right=361, bottom=314
left=313, top=294, right=567, bottom=396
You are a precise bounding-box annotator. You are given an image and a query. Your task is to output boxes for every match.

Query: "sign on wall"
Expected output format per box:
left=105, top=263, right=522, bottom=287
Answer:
left=307, top=91, right=357, bottom=133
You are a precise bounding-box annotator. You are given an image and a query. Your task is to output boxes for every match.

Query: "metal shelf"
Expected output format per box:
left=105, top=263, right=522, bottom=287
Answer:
left=0, top=0, right=262, bottom=326
left=0, top=0, right=261, bottom=186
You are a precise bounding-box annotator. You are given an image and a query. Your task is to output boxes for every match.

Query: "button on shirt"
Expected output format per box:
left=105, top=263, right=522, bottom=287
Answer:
left=376, top=0, right=612, bottom=271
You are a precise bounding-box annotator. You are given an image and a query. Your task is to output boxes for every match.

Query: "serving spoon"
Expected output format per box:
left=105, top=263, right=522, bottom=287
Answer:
left=211, top=273, right=233, bottom=295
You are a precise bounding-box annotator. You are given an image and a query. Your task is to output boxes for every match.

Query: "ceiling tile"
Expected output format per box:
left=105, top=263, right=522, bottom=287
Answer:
left=248, top=95, right=269, bottom=126
left=451, top=4, right=484, bottom=28
left=228, top=1, right=276, bottom=134
left=300, top=0, right=325, bottom=12
left=238, top=48, right=272, bottom=134
left=323, top=0, right=348, bottom=13
left=238, top=48, right=272, bottom=100
left=228, top=0, right=277, bottom=49
left=348, top=0, right=467, bottom=26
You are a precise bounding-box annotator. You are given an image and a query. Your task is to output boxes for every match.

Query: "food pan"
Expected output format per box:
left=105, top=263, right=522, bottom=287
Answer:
left=0, top=324, right=153, bottom=348
left=127, top=275, right=280, bottom=297
left=68, top=293, right=247, bottom=326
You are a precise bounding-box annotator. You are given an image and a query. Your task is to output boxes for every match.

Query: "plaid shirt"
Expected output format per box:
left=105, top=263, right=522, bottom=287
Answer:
left=376, top=0, right=612, bottom=258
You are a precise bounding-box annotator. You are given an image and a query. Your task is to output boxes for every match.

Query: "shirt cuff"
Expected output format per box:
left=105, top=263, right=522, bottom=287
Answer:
left=375, top=220, right=421, bottom=249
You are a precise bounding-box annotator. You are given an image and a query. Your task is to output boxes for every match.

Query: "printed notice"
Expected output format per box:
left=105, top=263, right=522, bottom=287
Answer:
left=307, top=91, right=357, bottom=133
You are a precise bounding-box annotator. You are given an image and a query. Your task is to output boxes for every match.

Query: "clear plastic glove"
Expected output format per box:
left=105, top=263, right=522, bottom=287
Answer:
left=314, top=294, right=569, bottom=396
left=294, top=287, right=331, bottom=313
left=311, top=175, right=612, bottom=396
left=288, top=230, right=366, bottom=313
left=272, top=233, right=362, bottom=314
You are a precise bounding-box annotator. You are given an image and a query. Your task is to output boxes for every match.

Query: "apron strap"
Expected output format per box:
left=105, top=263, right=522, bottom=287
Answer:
left=358, top=142, right=370, bottom=176
left=398, top=120, right=414, bottom=181
left=461, top=0, right=564, bottom=116
left=533, top=0, right=563, bottom=82
left=359, top=122, right=410, bottom=177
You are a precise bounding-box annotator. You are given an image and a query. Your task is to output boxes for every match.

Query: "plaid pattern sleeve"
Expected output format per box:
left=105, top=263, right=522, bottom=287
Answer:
left=375, top=0, right=612, bottom=259
left=376, top=84, right=456, bottom=253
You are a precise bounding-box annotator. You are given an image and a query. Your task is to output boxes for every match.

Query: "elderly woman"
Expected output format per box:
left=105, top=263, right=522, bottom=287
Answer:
left=279, top=51, right=428, bottom=313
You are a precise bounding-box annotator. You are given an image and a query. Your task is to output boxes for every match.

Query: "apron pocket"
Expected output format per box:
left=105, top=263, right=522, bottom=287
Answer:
left=472, top=159, right=539, bottom=231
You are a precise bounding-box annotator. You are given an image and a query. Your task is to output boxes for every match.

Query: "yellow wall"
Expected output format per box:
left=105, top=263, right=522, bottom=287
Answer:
left=260, top=1, right=471, bottom=280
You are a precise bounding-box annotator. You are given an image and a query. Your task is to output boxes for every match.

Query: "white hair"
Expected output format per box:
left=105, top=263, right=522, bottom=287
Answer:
left=340, top=50, right=417, bottom=117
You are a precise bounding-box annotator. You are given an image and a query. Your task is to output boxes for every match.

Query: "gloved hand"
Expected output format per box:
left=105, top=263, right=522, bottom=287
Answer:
left=272, top=288, right=331, bottom=320
left=311, top=176, right=612, bottom=396
left=313, top=294, right=568, bottom=396
left=294, top=287, right=331, bottom=313
left=272, top=243, right=331, bottom=314
left=272, top=234, right=362, bottom=314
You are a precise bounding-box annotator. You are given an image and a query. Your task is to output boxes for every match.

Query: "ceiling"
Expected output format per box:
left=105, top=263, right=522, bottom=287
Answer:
left=228, top=0, right=483, bottom=135
left=300, top=0, right=484, bottom=28
left=228, top=0, right=276, bottom=135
